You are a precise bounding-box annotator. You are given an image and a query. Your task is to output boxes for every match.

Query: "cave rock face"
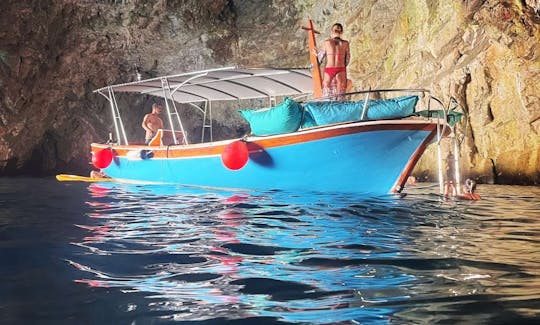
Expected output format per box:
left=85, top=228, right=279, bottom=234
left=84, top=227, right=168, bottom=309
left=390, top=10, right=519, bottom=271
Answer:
left=0, top=0, right=538, bottom=184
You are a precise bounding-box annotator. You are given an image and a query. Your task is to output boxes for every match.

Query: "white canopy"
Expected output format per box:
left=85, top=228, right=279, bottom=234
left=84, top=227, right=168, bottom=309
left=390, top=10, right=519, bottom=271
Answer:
left=95, top=67, right=314, bottom=103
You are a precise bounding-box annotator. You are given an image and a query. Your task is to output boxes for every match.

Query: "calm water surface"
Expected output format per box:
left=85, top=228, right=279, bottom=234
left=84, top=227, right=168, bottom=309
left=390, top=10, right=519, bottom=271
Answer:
left=0, top=177, right=539, bottom=324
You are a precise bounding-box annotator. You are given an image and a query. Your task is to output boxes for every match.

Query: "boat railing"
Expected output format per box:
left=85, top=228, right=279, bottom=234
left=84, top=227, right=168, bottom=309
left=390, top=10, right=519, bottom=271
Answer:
left=313, top=88, right=429, bottom=101
left=314, top=88, right=460, bottom=120
left=306, top=88, right=434, bottom=120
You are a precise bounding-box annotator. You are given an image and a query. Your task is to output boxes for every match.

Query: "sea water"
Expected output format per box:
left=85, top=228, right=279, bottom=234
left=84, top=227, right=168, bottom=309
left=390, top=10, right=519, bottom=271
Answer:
left=0, top=177, right=539, bottom=324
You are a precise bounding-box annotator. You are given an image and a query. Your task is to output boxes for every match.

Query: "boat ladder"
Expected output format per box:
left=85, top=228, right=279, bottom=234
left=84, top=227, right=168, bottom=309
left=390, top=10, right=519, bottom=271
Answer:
left=107, top=86, right=129, bottom=145
left=201, top=101, right=213, bottom=143
left=161, top=78, right=188, bottom=145
left=434, top=97, right=464, bottom=196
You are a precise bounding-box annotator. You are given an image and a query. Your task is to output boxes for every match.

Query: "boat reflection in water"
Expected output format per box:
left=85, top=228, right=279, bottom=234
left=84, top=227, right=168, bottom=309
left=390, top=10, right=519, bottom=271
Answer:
left=69, top=182, right=411, bottom=323
left=68, top=182, right=540, bottom=324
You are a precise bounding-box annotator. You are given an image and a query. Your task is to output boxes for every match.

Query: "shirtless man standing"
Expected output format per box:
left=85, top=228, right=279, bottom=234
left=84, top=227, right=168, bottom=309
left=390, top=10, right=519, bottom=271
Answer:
left=142, top=103, right=164, bottom=144
left=317, top=23, right=350, bottom=96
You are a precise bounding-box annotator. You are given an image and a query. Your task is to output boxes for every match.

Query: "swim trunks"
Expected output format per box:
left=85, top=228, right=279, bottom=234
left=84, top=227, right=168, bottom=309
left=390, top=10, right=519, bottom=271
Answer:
left=324, top=67, right=346, bottom=80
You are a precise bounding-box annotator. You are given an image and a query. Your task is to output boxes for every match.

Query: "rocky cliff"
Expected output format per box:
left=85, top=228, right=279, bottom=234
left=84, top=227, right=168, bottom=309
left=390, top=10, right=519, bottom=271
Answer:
left=0, top=0, right=538, bottom=183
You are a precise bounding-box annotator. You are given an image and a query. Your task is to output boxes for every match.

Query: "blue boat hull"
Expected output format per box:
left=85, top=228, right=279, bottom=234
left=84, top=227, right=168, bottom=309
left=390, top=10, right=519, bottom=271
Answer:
left=95, top=121, right=437, bottom=194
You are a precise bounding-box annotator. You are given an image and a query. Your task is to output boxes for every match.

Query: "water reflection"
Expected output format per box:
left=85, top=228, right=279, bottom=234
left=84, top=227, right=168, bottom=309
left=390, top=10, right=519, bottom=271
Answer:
left=68, top=183, right=540, bottom=323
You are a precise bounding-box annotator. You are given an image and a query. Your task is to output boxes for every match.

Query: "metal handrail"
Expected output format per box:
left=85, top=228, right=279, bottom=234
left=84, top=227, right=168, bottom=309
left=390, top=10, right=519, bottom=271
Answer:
left=305, top=88, right=431, bottom=102
left=427, top=95, right=450, bottom=195
left=360, top=90, right=370, bottom=120
left=427, top=95, right=449, bottom=145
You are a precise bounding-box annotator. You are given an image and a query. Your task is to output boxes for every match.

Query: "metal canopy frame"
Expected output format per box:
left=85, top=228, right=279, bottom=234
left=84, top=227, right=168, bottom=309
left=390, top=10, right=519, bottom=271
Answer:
left=95, top=67, right=314, bottom=145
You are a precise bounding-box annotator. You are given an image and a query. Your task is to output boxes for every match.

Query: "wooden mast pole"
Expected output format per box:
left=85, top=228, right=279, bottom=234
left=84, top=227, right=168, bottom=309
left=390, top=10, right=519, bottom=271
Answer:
left=301, top=19, right=322, bottom=98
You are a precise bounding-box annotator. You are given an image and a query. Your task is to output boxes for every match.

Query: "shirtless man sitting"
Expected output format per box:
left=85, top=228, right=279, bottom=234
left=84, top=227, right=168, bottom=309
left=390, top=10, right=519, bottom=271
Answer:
left=316, top=23, right=350, bottom=97
left=142, top=103, right=164, bottom=144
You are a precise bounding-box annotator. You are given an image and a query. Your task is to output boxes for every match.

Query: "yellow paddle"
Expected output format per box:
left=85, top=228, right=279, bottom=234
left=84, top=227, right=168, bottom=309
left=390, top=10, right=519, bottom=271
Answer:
left=56, top=174, right=113, bottom=183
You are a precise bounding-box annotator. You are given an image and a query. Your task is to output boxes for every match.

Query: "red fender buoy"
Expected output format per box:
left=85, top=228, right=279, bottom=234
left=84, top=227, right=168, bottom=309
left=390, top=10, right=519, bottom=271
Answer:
left=221, top=141, right=249, bottom=170
left=92, top=148, right=113, bottom=169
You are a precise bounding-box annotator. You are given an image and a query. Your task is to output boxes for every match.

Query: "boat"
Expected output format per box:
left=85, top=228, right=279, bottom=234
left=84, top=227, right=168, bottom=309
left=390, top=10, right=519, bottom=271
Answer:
left=89, top=23, right=462, bottom=195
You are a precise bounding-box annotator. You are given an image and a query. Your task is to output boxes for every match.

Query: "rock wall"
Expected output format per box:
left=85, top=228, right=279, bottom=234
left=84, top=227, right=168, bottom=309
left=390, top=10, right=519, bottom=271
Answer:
left=0, top=0, right=538, bottom=183
left=307, top=0, right=540, bottom=184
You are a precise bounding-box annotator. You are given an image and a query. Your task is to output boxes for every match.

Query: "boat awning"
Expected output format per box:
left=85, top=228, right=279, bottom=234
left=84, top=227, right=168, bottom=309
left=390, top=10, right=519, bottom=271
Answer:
left=94, top=67, right=314, bottom=104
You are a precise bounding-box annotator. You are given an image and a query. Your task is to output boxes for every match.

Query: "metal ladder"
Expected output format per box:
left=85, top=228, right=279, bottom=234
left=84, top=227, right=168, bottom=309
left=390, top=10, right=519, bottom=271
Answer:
left=161, top=78, right=188, bottom=145
left=201, top=101, right=213, bottom=143
left=107, top=86, right=129, bottom=145
left=434, top=97, right=463, bottom=196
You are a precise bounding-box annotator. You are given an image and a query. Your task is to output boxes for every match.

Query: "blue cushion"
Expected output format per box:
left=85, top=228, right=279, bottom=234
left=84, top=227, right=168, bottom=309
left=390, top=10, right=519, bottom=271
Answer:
left=239, top=97, right=302, bottom=136
left=303, top=101, right=361, bottom=126
left=366, top=95, right=418, bottom=120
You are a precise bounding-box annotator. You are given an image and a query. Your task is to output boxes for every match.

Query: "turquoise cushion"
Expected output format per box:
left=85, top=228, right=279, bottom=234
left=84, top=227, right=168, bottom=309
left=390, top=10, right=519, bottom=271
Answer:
left=366, top=95, right=418, bottom=120
left=303, top=101, right=361, bottom=126
left=239, top=97, right=302, bottom=136
left=300, top=109, right=317, bottom=129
